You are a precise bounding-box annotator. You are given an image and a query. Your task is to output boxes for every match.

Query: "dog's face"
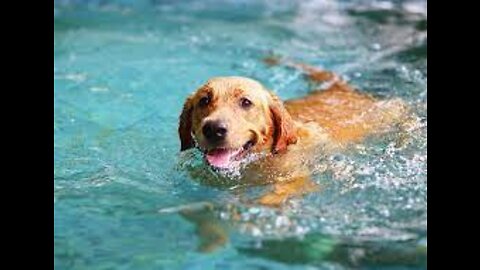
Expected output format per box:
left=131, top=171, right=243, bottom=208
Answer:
left=179, top=77, right=297, bottom=170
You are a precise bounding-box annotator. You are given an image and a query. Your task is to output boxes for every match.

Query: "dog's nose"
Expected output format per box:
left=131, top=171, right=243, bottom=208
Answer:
left=202, top=121, right=228, bottom=143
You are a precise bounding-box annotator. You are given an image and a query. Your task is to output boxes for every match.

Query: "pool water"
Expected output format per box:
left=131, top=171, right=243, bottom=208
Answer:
left=54, top=0, right=427, bottom=269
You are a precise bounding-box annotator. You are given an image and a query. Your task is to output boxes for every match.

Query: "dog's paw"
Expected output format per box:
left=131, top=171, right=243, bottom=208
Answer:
left=258, top=193, right=287, bottom=207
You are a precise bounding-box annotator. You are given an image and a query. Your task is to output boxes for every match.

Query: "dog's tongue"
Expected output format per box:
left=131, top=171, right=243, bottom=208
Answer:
left=206, top=148, right=240, bottom=168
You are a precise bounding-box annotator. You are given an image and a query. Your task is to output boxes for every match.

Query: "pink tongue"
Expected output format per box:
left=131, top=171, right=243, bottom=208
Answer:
left=206, top=149, right=239, bottom=168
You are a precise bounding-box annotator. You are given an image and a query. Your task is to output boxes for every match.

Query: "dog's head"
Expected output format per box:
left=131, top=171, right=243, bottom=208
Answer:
left=179, top=76, right=297, bottom=169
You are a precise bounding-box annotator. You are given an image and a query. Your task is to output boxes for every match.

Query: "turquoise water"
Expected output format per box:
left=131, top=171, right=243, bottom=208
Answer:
left=54, top=0, right=427, bottom=269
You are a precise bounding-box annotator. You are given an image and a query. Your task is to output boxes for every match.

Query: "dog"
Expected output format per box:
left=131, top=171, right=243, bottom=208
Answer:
left=178, top=59, right=408, bottom=207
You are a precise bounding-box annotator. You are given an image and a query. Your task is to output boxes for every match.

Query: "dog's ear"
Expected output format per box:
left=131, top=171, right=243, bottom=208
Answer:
left=268, top=92, right=297, bottom=153
left=179, top=95, right=195, bottom=151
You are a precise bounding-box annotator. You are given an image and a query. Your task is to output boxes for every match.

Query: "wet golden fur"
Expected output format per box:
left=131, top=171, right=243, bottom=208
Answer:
left=176, top=60, right=410, bottom=252
left=179, top=63, right=408, bottom=207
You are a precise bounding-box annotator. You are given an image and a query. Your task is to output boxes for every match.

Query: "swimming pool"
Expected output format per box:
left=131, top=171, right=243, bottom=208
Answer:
left=54, top=0, right=427, bottom=269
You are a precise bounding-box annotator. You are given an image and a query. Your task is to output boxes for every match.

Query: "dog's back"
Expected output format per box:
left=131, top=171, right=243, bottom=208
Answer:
left=285, top=81, right=407, bottom=144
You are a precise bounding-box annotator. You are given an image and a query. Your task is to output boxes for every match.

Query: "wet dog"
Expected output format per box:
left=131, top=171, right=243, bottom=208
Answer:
left=179, top=59, right=408, bottom=206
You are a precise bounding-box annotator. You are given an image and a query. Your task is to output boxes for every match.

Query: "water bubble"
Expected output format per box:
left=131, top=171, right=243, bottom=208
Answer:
left=251, top=226, right=262, bottom=237
left=248, top=207, right=260, bottom=215
left=371, top=43, right=382, bottom=51
left=275, top=216, right=290, bottom=228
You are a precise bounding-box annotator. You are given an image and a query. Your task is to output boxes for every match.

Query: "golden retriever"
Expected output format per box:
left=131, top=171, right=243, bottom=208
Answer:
left=179, top=59, right=407, bottom=206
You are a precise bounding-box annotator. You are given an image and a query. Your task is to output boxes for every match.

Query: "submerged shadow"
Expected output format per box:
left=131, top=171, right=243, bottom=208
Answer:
left=237, top=233, right=427, bottom=268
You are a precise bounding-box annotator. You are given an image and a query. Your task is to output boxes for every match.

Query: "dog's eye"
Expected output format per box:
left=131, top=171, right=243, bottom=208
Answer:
left=240, top=97, right=253, bottom=109
left=198, top=96, right=210, bottom=107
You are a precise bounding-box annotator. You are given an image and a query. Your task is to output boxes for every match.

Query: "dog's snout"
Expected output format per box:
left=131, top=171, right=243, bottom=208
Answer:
left=202, top=121, right=228, bottom=143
